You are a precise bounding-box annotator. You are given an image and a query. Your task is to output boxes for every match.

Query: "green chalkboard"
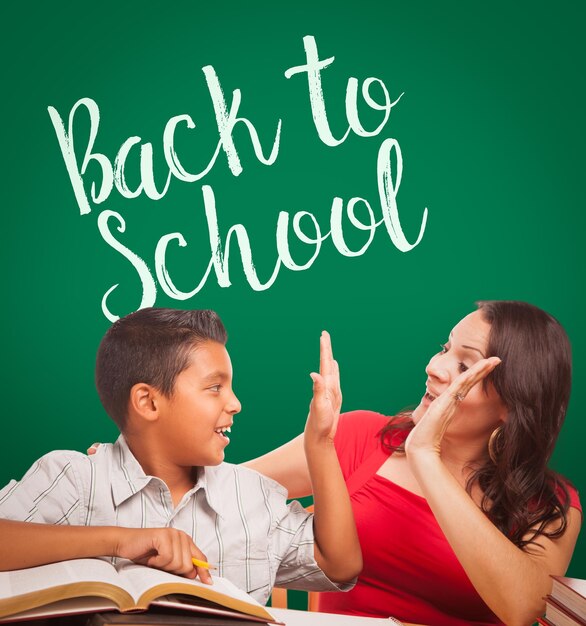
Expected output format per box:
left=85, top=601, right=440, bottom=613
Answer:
left=1, top=0, right=585, bottom=596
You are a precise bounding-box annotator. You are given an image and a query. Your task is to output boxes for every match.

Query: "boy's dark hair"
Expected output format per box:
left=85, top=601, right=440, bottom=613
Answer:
left=95, top=308, right=227, bottom=429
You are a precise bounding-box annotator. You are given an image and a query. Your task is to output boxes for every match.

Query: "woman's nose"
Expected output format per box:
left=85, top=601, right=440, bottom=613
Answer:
left=426, top=353, right=450, bottom=383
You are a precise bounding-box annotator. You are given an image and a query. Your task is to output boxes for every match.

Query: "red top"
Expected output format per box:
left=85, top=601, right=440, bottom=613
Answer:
left=317, top=411, right=582, bottom=625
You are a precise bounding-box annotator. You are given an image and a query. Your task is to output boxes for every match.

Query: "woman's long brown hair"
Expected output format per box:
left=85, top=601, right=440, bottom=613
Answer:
left=380, top=300, right=573, bottom=548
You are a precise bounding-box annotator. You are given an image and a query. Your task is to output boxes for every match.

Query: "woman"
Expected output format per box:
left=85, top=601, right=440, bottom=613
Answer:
left=245, top=301, right=582, bottom=626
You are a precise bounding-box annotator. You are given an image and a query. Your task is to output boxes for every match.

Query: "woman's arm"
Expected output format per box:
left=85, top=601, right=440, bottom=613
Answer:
left=242, top=434, right=311, bottom=498
left=406, top=358, right=582, bottom=626
left=410, top=453, right=580, bottom=626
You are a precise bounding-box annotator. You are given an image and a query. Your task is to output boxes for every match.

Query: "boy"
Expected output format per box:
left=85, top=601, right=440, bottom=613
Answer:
left=0, top=308, right=361, bottom=603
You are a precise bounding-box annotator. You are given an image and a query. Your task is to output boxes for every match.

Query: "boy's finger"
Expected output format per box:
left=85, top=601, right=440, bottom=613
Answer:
left=195, top=566, right=213, bottom=584
left=310, top=372, right=325, bottom=395
left=191, top=548, right=213, bottom=584
left=332, top=359, right=341, bottom=391
left=310, top=372, right=330, bottom=410
left=319, top=331, right=334, bottom=377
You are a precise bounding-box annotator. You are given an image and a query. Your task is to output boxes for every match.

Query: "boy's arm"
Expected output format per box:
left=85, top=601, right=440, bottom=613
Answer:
left=0, top=519, right=212, bottom=583
left=304, top=332, right=362, bottom=583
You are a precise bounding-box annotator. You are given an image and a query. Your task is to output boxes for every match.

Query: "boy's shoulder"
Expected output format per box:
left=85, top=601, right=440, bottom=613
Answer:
left=18, top=448, right=94, bottom=480
left=0, top=448, right=96, bottom=524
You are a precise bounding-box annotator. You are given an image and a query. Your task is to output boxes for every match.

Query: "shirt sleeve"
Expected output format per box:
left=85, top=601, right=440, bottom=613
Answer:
left=0, top=451, right=90, bottom=525
left=569, top=486, right=582, bottom=513
left=556, top=479, right=582, bottom=514
left=266, top=482, right=355, bottom=593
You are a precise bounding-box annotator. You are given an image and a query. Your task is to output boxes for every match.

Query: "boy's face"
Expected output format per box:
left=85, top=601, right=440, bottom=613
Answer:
left=156, top=341, right=241, bottom=467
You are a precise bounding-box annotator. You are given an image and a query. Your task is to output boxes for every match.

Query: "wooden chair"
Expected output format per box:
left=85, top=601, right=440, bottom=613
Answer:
left=269, top=588, right=318, bottom=610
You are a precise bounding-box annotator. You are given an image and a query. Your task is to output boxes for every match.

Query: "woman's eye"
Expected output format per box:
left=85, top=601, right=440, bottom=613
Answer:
left=458, top=362, right=469, bottom=373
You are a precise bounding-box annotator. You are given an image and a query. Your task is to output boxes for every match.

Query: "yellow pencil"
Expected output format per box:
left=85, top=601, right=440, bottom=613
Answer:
left=192, top=557, right=217, bottom=570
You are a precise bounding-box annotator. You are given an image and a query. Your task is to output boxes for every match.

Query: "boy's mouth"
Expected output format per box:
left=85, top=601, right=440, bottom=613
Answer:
left=214, top=426, right=232, bottom=440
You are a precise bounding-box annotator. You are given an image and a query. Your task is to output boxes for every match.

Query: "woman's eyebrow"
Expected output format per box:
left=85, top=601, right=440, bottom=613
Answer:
left=462, top=345, right=487, bottom=358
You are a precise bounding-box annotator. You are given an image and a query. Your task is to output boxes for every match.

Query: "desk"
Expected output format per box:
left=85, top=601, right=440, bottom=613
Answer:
left=271, top=608, right=424, bottom=626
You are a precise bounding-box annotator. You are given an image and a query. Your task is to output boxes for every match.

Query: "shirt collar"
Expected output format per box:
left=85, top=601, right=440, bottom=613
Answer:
left=196, top=464, right=227, bottom=518
left=110, top=435, right=226, bottom=518
left=110, top=436, right=154, bottom=507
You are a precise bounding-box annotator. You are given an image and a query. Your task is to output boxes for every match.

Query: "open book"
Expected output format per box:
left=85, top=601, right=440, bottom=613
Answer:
left=0, top=558, right=281, bottom=624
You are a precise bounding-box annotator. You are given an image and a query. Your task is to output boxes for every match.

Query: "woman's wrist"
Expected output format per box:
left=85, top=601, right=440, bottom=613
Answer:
left=406, top=445, right=444, bottom=481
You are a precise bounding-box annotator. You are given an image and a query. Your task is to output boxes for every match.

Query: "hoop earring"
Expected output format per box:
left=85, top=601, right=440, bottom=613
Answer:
left=488, top=426, right=503, bottom=464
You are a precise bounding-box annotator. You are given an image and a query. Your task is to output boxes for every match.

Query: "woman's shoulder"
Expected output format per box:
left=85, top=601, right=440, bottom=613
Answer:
left=334, top=410, right=392, bottom=477
left=554, top=476, right=582, bottom=513
left=337, top=410, right=390, bottom=445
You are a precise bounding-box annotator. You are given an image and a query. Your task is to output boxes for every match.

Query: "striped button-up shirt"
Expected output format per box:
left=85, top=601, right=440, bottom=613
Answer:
left=0, top=437, right=352, bottom=603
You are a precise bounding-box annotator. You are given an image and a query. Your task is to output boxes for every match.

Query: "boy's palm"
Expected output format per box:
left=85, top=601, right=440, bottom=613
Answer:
left=306, top=332, right=342, bottom=443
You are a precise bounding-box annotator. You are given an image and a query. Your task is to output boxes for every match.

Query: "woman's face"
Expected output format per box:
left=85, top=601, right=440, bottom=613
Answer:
left=412, top=310, right=507, bottom=440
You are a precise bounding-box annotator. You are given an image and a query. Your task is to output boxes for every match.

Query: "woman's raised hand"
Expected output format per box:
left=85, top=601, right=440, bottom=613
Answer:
left=305, top=331, right=342, bottom=444
left=405, top=356, right=501, bottom=459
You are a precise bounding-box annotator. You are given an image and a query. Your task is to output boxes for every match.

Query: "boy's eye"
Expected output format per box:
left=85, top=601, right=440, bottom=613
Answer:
left=439, top=343, right=448, bottom=354
left=209, top=384, right=221, bottom=392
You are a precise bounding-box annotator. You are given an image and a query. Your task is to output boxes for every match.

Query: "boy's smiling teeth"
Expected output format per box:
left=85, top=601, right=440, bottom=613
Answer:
left=214, top=426, right=232, bottom=435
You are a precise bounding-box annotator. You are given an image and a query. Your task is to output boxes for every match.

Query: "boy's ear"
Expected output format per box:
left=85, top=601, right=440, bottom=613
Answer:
left=128, top=383, right=163, bottom=423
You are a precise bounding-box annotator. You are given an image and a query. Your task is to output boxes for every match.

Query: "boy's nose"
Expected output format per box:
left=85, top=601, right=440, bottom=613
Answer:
left=227, top=391, right=242, bottom=415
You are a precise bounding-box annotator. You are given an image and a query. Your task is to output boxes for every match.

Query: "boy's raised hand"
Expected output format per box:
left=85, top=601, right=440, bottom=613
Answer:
left=116, top=527, right=213, bottom=584
left=306, top=331, right=342, bottom=444
left=302, top=332, right=362, bottom=583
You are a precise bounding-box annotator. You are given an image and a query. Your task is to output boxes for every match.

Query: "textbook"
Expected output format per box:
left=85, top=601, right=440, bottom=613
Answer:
left=0, top=559, right=281, bottom=624
left=544, top=596, right=586, bottom=626
left=547, top=575, right=586, bottom=624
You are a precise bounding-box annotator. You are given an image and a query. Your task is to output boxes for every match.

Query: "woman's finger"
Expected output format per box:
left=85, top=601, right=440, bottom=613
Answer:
left=447, top=357, right=501, bottom=402
left=87, top=443, right=101, bottom=455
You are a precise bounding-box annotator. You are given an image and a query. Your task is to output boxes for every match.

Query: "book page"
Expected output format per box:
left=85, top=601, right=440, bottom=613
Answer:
left=154, top=596, right=279, bottom=624
left=116, top=561, right=266, bottom=608
left=0, top=559, right=122, bottom=600
left=116, top=562, right=275, bottom=621
left=0, top=597, right=117, bottom=623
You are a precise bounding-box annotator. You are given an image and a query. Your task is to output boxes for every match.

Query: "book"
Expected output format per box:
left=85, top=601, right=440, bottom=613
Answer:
left=87, top=610, right=268, bottom=625
left=89, top=608, right=416, bottom=626
left=0, top=559, right=281, bottom=624
left=549, top=576, right=586, bottom=623
left=544, top=596, right=585, bottom=626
